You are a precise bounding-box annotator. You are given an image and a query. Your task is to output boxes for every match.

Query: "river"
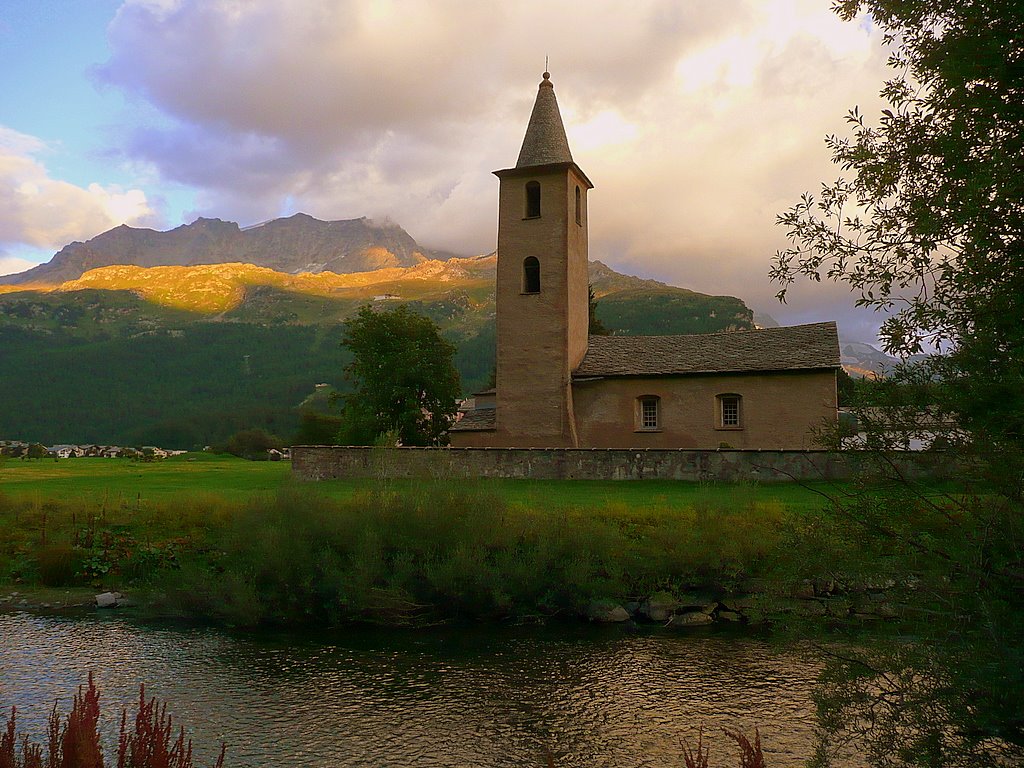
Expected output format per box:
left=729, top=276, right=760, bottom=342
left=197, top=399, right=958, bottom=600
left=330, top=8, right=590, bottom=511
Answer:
left=0, top=611, right=852, bottom=767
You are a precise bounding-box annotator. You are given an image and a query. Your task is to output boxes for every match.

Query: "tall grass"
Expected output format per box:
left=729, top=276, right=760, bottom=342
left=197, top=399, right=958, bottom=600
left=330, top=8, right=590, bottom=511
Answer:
left=0, top=675, right=224, bottom=768
left=0, top=478, right=797, bottom=624
left=681, top=728, right=766, bottom=768
left=0, top=490, right=237, bottom=590
left=149, top=481, right=789, bottom=626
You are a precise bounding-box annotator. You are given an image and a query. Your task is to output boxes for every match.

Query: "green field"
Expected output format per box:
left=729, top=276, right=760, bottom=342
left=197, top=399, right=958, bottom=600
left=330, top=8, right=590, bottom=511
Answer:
left=0, top=453, right=836, bottom=512
left=0, top=454, right=894, bottom=628
left=0, top=452, right=291, bottom=503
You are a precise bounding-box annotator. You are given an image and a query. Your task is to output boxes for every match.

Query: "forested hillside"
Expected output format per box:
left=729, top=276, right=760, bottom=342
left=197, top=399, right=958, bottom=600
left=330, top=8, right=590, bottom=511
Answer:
left=0, top=260, right=752, bottom=447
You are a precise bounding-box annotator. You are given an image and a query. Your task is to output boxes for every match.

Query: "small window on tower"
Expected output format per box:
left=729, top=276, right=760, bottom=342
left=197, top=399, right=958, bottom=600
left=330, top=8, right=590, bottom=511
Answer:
left=523, top=256, right=541, bottom=293
left=525, top=181, right=541, bottom=218
left=575, top=185, right=582, bottom=225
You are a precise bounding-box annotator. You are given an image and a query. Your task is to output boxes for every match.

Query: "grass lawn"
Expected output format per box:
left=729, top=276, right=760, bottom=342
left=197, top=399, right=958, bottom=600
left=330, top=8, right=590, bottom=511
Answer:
left=1, top=453, right=959, bottom=627
left=0, top=453, right=841, bottom=513
left=0, top=452, right=290, bottom=504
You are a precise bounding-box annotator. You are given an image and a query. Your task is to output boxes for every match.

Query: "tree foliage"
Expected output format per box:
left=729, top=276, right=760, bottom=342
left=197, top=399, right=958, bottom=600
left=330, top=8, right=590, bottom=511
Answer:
left=771, top=2, right=1024, bottom=764
left=771, top=0, right=1024, bottom=461
left=587, top=284, right=610, bottom=336
left=221, top=428, right=283, bottom=461
left=338, top=305, right=460, bottom=446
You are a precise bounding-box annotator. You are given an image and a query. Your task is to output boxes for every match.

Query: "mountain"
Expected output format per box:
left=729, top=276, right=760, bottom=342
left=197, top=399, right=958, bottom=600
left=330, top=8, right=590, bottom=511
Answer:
left=838, top=340, right=932, bottom=378
left=0, top=221, right=757, bottom=447
left=840, top=341, right=899, bottom=378
left=0, top=213, right=463, bottom=286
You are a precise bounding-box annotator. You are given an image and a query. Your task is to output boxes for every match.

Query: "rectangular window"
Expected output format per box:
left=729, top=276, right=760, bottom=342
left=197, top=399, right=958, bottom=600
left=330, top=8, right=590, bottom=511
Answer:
left=721, top=396, right=740, bottom=427
left=641, top=399, right=659, bottom=429
left=525, top=181, right=541, bottom=218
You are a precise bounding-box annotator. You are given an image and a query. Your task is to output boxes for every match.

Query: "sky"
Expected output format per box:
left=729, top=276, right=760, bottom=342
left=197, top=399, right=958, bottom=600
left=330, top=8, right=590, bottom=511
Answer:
left=0, top=0, right=895, bottom=343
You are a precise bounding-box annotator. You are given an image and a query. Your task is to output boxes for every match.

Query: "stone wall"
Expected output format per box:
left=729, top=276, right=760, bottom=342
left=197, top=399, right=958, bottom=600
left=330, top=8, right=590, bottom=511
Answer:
left=292, top=445, right=956, bottom=482
left=571, top=370, right=837, bottom=450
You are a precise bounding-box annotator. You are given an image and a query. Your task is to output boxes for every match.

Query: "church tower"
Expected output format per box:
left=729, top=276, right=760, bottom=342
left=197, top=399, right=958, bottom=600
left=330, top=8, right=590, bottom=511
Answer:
left=492, top=72, right=593, bottom=446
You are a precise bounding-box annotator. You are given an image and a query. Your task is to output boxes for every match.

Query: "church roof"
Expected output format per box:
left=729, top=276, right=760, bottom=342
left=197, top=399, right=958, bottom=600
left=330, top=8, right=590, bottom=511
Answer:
left=449, top=408, right=496, bottom=432
left=574, top=322, right=841, bottom=378
left=516, top=72, right=574, bottom=168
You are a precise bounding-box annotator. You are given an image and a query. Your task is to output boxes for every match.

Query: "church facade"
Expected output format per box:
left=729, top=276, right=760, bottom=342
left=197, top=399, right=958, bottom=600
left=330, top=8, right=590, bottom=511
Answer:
left=449, top=72, right=839, bottom=450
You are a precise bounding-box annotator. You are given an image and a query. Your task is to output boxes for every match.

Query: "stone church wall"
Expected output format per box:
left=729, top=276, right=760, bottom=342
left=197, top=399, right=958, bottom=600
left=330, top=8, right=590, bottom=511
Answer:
left=571, top=369, right=837, bottom=450
left=292, top=445, right=955, bottom=482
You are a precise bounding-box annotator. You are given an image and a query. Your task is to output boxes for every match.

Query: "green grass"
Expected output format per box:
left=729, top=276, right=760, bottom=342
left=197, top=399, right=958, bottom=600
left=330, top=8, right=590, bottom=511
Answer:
left=0, top=454, right=836, bottom=513
left=1, top=454, right=935, bottom=627
left=0, top=453, right=290, bottom=503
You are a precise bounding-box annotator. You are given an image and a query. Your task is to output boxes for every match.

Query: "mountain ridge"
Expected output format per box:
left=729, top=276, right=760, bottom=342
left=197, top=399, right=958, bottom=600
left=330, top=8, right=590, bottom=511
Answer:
left=0, top=213, right=763, bottom=446
left=0, top=213, right=465, bottom=286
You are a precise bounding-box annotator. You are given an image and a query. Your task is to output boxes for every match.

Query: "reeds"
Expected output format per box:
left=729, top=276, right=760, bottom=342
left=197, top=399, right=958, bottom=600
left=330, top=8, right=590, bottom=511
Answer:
left=0, top=675, right=224, bottom=768
left=681, top=727, right=766, bottom=768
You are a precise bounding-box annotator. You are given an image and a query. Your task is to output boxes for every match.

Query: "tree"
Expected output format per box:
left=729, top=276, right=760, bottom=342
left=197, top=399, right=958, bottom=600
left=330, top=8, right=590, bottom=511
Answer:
left=294, top=384, right=345, bottom=445
left=588, top=284, right=611, bottom=336
left=221, top=428, right=283, bottom=460
left=338, top=305, right=460, bottom=446
left=770, top=0, right=1024, bottom=468
left=771, top=2, right=1024, bottom=764
left=26, top=443, right=48, bottom=459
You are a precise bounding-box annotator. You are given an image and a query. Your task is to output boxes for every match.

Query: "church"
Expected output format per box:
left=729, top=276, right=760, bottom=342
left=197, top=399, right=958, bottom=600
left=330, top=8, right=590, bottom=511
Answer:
left=449, top=72, right=839, bottom=450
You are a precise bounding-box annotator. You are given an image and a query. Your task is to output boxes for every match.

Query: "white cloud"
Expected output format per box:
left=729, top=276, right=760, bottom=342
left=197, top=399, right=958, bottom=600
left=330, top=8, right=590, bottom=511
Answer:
left=94, top=0, right=894, bottom=337
left=0, top=255, right=35, bottom=277
left=0, top=126, right=156, bottom=251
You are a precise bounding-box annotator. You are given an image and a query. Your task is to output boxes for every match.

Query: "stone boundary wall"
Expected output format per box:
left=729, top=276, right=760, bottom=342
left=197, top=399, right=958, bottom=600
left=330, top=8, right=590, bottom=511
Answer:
left=292, top=446, right=957, bottom=482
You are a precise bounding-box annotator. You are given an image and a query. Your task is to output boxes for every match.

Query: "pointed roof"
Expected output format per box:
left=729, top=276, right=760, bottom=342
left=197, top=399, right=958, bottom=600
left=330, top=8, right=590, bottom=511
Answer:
left=516, top=72, right=574, bottom=168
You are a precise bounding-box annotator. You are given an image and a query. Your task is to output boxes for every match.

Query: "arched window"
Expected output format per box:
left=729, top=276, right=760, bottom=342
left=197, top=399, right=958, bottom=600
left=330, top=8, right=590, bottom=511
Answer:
left=523, top=256, right=541, bottom=293
left=717, top=394, right=742, bottom=428
left=575, top=185, right=582, bottom=225
left=525, top=181, right=541, bottom=218
left=637, top=395, right=660, bottom=431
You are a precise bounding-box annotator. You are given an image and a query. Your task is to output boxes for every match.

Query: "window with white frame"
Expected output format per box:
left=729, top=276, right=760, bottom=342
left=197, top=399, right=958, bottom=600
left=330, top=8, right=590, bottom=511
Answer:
left=638, top=396, right=660, bottom=430
left=717, top=394, right=742, bottom=428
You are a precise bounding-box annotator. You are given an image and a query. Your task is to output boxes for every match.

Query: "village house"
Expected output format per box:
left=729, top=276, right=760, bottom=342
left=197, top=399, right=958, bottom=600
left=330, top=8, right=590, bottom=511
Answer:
left=450, top=72, right=840, bottom=450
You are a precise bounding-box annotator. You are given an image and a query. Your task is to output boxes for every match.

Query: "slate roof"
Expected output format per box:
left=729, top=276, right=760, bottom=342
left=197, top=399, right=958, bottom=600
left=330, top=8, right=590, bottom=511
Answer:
left=573, top=322, right=840, bottom=378
left=516, top=72, right=574, bottom=168
left=449, top=408, right=496, bottom=432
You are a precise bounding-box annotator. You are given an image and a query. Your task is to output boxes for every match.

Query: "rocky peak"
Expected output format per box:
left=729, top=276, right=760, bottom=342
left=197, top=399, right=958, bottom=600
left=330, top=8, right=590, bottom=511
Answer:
left=0, top=214, right=465, bottom=286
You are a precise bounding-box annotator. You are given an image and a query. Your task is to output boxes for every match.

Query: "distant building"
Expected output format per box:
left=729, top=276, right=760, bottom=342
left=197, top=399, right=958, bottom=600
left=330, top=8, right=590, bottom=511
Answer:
left=450, top=72, right=839, bottom=449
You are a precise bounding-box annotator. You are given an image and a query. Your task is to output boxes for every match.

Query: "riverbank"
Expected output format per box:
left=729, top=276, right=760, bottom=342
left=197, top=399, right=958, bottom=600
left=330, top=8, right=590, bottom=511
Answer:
left=0, top=455, right=931, bottom=629
left=0, top=585, right=98, bottom=612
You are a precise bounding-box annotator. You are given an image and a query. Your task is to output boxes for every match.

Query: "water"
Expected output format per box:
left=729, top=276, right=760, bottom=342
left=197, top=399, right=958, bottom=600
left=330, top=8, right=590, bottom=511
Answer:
left=0, top=612, right=846, bottom=767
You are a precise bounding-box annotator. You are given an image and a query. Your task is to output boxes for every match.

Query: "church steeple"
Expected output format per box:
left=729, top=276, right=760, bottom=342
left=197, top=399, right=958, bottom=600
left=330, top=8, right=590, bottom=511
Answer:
left=516, top=72, right=574, bottom=168
left=487, top=71, right=593, bottom=448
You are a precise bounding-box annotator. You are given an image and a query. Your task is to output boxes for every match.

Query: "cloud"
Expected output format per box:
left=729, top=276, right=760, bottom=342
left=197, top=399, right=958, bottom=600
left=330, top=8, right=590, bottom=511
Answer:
left=0, top=126, right=157, bottom=253
left=97, top=0, right=894, bottom=337
left=0, top=254, right=35, bottom=277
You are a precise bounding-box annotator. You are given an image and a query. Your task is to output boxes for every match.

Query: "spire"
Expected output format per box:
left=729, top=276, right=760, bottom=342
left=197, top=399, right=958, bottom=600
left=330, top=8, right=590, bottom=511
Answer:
left=515, top=71, right=574, bottom=168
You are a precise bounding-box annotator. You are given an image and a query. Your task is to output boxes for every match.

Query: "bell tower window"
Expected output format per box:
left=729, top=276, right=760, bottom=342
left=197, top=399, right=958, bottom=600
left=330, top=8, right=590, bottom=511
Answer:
left=525, top=181, right=541, bottom=218
left=523, top=256, right=540, bottom=293
left=575, top=185, right=582, bottom=225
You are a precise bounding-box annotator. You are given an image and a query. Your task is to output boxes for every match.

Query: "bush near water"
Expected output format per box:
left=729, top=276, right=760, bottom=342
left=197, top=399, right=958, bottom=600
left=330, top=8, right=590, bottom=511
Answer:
left=0, top=453, right=956, bottom=628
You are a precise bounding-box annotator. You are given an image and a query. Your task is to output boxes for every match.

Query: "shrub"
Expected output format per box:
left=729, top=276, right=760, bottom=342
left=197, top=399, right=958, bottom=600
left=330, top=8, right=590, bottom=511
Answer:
left=35, top=543, right=81, bottom=587
left=219, top=429, right=282, bottom=461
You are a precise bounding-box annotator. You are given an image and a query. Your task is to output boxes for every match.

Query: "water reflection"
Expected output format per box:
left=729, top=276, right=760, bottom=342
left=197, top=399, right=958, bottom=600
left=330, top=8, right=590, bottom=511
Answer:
left=0, top=613, right=851, bottom=767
